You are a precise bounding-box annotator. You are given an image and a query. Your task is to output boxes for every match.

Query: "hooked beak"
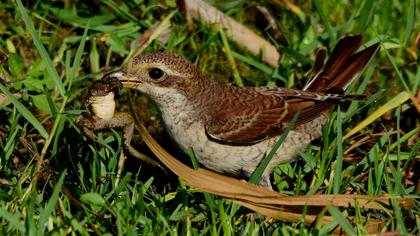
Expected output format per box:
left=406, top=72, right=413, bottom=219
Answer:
left=102, top=71, right=141, bottom=89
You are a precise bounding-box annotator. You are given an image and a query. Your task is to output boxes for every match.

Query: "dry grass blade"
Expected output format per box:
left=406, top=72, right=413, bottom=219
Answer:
left=181, top=0, right=280, bottom=67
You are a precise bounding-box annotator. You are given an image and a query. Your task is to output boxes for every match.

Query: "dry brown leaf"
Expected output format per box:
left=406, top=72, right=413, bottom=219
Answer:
left=181, top=0, right=280, bottom=67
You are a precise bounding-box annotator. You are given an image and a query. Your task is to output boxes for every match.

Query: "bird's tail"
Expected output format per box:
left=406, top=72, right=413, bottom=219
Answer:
left=303, top=35, right=380, bottom=93
left=285, top=35, right=380, bottom=128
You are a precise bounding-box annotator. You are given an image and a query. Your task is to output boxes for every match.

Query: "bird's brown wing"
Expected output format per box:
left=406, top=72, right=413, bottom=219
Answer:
left=205, top=87, right=344, bottom=144
left=205, top=35, right=380, bottom=144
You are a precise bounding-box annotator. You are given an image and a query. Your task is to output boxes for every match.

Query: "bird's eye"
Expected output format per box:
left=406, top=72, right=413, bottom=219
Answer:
left=148, top=68, right=164, bottom=80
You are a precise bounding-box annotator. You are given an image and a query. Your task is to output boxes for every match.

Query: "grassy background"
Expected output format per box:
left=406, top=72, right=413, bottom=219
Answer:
left=0, top=0, right=419, bottom=235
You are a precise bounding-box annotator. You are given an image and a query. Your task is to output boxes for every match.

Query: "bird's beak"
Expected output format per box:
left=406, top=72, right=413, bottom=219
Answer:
left=102, top=71, right=141, bottom=89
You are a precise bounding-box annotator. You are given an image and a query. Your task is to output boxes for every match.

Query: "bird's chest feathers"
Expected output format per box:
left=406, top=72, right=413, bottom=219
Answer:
left=154, top=89, right=206, bottom=152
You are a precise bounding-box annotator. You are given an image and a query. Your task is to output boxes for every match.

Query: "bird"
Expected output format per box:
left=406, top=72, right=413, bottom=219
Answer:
left=103, top=35, right=380, bottom=188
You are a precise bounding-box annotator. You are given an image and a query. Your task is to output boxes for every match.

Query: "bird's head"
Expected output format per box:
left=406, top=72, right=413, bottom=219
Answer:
left=104, top=52, right=205, bottom=103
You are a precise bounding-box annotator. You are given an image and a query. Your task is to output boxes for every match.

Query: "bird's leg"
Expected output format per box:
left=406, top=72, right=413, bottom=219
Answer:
left=258, top=174, right=273, bottom=190
left=241, top=168, right=273, bottom=190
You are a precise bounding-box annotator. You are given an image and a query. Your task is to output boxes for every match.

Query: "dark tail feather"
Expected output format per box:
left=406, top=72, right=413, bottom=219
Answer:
left=289, top=35, right=379, bottom=128
left=308, top=47, right=327, bottom=79
left=304, top=35, right=380, bottom=93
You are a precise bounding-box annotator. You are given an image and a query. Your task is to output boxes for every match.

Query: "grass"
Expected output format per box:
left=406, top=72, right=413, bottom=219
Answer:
left=0, top=0, right=419, bottom=235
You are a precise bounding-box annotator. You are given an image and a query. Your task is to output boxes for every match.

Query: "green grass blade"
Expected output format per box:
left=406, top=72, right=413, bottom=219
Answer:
left=327, top=206, right=356, bottom=235
left=394, top=107, right=403, bottom=193
left=219, top=204, right=232, bottom=235
left=344, top=65, right=376, bottom=118
left=0, top=208, right=25, bottom=233
left=389, top=127, right=418, bottom=151
left=188, top=32, right=219, bottom=60
left=355, top=1, right=375, bottom=33
left=37, top=171, right=66, bottom=235
left=313, top=0, right=335, bottom=42
left=26, top=199, right=36, bottom=235
left=412, top=65, right=420, bottom=95
left=44, top=86, right=58, bottom=118
left=403, top=0, right=415, bottom=47
left=187, top=147, right=200, bottom=170
left=102, top=0, right=138, bottom=22
left=299, top=150, right=317, bottom=170
left=391, top=198, right=408, bottom=234
left=333, top=106, right=343, bottom=194
left=383, top=47, right=411, bottom=93
left=219, top=29, right=243, bottom=87
left=15, top=0, right=66, bottom=97
left=232, top=51, right=274, bottom=74
left=71, top=26, right=89, bottom=80
left=0, top=84, right=48, bottom=138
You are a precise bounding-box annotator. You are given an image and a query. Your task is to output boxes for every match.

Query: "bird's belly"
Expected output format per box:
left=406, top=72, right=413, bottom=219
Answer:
left=163, top=115, right=326, bottom=177
left=165, top=119, right=263, bottom=175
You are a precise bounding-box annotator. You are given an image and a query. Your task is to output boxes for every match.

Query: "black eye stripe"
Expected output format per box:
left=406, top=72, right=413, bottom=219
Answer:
left=149, top=68, right=164, bottom=80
